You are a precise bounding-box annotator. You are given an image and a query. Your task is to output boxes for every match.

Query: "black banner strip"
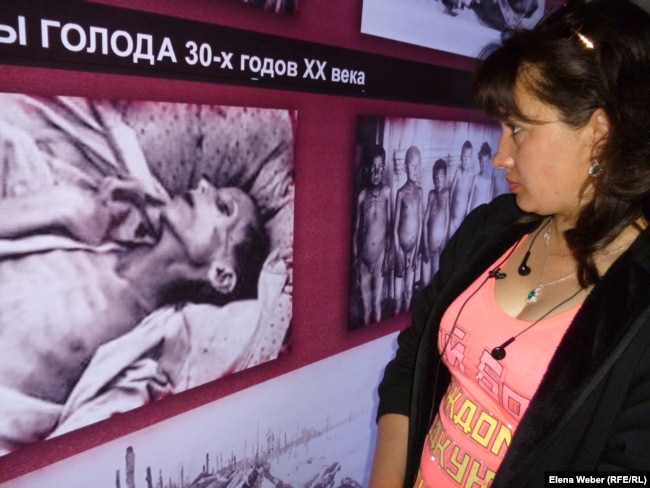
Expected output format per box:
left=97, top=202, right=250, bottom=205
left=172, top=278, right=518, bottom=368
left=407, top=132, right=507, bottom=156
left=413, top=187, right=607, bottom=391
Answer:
left=0, top=0, right=473, bottom=107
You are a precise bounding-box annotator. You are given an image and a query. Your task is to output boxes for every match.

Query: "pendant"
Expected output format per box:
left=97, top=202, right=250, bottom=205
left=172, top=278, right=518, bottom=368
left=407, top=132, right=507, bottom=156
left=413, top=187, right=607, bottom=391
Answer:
left=526, top=286, right=540, bottom=303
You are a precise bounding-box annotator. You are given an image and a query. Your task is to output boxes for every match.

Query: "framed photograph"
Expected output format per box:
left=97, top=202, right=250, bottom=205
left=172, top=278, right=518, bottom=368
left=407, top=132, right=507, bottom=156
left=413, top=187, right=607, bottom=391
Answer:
left=0, top=93, right=294, bottom=455
left=361, top=0, right=545, bottom=58
left=348, top=115, right=506, bottom=329
left=2, top=333, right=397, bottom=487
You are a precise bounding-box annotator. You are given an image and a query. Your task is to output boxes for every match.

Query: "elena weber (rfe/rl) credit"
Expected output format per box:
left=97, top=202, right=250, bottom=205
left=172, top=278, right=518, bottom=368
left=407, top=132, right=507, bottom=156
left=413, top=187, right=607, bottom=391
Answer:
left=546, top=473, right=649, bottom=486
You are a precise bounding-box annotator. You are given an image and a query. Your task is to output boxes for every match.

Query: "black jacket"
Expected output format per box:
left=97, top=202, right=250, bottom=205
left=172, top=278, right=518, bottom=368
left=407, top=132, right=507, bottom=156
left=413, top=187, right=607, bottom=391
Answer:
left=377, top=194, right=650, bottom=487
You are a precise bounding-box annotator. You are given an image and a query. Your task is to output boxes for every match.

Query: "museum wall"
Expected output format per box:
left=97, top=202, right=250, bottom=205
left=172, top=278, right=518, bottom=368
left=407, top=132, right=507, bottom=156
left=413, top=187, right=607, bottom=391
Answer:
left=0, top=0, right=560, bottom=485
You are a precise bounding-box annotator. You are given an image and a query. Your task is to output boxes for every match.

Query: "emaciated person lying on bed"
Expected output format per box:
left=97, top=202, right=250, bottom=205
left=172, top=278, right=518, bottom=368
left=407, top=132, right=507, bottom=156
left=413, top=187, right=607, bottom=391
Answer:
left=0, top=176, right=268, bottom=451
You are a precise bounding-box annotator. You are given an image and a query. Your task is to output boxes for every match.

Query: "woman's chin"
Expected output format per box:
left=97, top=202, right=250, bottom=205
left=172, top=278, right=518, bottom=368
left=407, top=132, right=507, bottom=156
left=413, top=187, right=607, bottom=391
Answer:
left=513, top=195, right=536, bottom=214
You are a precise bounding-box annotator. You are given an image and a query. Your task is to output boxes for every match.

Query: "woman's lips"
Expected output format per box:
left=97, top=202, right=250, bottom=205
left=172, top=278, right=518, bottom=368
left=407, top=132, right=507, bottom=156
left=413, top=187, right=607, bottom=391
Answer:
left=506, top=179, right=521, bottom=192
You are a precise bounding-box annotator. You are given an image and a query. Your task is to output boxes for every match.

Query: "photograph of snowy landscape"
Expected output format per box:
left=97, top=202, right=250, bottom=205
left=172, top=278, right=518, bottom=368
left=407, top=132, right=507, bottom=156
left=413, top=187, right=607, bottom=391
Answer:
left=2, top=334, right=397, bottom=488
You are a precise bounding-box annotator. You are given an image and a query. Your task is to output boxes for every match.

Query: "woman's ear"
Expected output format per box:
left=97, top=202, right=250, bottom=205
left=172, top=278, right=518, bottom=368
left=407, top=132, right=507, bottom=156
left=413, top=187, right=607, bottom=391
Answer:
left=208, top=259, right=238, bottom=295
left=588, top=108, right=611, bottom=153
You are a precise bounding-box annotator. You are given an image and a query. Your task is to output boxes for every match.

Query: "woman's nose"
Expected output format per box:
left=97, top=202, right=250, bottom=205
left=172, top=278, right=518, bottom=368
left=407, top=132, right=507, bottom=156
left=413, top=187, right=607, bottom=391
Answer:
left=492, top=138, right=515, bottom=170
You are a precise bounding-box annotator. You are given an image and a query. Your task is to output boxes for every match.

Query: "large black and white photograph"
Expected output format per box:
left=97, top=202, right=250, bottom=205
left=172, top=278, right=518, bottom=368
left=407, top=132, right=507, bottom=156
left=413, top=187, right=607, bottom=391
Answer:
left=0, top=93, right=294, bottom=455
left=360, top=0, right=545, bottom=58
left=349, top=116, right=505, bottom=329
left=1, top=333, right=396, bottom=488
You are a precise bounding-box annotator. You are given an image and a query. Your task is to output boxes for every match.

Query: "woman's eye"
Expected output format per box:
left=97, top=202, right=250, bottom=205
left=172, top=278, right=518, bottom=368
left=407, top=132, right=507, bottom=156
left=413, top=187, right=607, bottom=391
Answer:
left=510, top=124, right=522, bottom=136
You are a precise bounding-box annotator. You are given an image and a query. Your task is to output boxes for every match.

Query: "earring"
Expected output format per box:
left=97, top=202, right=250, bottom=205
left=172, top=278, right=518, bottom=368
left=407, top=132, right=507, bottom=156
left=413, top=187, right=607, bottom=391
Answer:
left=588, top=160, right=601, bottom=177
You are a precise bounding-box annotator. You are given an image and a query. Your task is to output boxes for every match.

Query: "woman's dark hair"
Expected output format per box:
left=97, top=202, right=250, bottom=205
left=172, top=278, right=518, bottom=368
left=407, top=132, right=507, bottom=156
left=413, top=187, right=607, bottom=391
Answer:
left=472, top=0, right=650, bottom=286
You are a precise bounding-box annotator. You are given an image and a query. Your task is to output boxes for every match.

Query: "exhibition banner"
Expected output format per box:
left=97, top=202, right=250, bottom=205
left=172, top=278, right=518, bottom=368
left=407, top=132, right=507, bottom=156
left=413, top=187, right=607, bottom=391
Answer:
left=0, top=0, right=472, bottom=106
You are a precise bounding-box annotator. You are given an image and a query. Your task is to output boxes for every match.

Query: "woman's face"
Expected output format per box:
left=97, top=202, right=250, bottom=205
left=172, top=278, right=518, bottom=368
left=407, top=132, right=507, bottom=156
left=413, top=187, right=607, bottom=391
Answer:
left=492, top=78, right=596, bottom=220
left=161, top=179, right=257, bottom=292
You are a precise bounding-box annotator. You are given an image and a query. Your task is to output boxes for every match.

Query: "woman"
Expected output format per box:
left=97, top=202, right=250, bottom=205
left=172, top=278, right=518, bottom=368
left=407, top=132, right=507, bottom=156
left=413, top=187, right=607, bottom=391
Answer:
left=369, top=0, right=650, bottom=486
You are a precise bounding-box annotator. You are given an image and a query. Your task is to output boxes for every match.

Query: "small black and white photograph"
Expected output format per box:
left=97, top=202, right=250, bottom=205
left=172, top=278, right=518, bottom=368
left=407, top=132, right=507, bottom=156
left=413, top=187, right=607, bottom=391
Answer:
left=0, top=93, right=295, bottom=455
left=361, top=0, right=545, bottom=58
left=348, top=115, right=506, bottom=329
left=226, top=0, right=299, bottom=15
left=2, top=333, right=396, bottom=488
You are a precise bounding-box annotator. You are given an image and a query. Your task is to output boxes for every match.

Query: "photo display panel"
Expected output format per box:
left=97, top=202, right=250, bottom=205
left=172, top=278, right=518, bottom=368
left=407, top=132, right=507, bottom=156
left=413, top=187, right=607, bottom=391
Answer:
left=349, top=116, right=504, bottom=329
left=0, top=93, right=295, bottom=455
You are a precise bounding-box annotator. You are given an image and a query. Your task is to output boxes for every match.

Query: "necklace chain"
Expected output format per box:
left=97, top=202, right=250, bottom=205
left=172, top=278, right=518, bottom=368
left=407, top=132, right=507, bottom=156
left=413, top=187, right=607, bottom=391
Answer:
left=525, top=219, right=553, bottom=303
left=493, top=286, right=584, bottom=360
left=525, top=218, right=632, bottom=304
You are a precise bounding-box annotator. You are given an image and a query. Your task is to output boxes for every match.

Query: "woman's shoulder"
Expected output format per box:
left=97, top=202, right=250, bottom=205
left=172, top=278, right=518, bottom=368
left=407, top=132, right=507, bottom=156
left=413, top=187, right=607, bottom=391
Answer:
left=458, top=194, right=527, bottom=235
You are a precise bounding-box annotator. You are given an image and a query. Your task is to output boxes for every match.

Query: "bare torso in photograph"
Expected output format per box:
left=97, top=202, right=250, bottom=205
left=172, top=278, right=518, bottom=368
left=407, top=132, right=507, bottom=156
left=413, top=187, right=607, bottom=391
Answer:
left=358, top=186, right=391, bottom=272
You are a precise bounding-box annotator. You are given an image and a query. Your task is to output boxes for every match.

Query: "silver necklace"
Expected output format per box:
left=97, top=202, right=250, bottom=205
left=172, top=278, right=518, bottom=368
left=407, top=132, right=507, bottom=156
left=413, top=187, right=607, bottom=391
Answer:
left=525, top=218, right=554, bottom=303
left=525, top=221, right=633, bottom=304
left=492, top=287, right=583, bottom=360
left=496, top=239, right=632, bottom=359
